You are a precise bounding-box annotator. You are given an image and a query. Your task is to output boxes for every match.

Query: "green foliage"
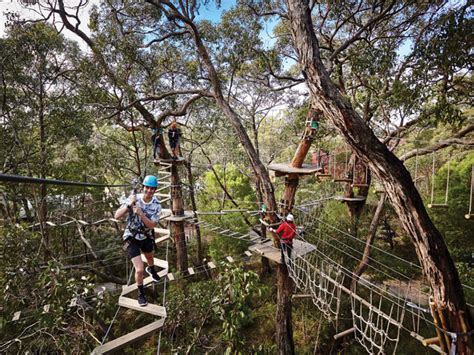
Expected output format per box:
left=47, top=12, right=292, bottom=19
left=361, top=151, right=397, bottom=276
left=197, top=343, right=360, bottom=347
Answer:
left=213, top=263, right=261, bottom=353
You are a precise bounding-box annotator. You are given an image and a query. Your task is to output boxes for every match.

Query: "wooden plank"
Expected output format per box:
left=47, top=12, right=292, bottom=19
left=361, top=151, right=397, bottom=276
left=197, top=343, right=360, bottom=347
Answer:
left=118, top=296, right=167, bottom=317
left=140, top=255, right=168, bottom=269
left=334, top=195, right=366, bottom=202
left=121, top=269, right=169, bottom=295
left=187, top=267, right=195, bottom=275
left=69, top=297, right=78, bottom=307
left=91, top=319, right=165, bottom=354
left=207, top=261, right=216, bottom=269
left=244, top=251, right=252, bottom=257
left=158, top=197, right=171, bottom=204
left=12, top=311, right=21, bottom=321
left=155, top=235, right=170, bottom=244
left=154, top=193, right=170, bottom=198
left=167, top=273, right=175, bottom=281
left=154, top=228, right=170, bottom=235
left=226, top=256, right=234, bottom=263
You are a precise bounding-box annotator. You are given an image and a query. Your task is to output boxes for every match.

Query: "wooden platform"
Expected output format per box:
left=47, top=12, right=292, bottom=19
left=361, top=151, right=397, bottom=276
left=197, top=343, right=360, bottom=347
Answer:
left=160, top=209, right=195, bottom=221
left=118, top=296, right=167, bottom=317
left=248, top=239, right=317, bottom=264
left=92, top=318, right=165, bottom=354
left=334, top=195, right=366, bottom=202
left=268, top=163, right=321, bottom=177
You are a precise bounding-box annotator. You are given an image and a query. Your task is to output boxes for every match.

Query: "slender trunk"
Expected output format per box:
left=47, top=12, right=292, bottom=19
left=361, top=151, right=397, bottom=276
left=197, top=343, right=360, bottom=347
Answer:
left=185, top=159, right=203, bottom=263
left=38, top=81, right=49, bottom=261
left=352, top=193, right=386, bottom=288
left=276, top=264, right=295, bottom=355
left=285, top=0, right=472, bottom=351
left=170, top=163, right=188, bottom=272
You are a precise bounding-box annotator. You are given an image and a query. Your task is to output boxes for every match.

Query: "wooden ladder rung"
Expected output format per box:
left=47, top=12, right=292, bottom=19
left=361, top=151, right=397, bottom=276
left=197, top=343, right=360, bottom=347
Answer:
left=155, top=235, right=170, bottom=244
left=91, top=318, right=165, bottom=354
left=428, top=204, right=449, bottom=208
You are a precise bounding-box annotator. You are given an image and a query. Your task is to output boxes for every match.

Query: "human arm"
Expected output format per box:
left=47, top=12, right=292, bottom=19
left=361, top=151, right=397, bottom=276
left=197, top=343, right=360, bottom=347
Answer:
left=114, top=194, right=136, bottom=220
left=133, top=206, right=158, bottom=229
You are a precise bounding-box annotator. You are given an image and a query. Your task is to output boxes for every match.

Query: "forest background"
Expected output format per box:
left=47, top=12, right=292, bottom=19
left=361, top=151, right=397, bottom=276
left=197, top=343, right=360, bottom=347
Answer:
left=0, top=0, right=472, bottom=353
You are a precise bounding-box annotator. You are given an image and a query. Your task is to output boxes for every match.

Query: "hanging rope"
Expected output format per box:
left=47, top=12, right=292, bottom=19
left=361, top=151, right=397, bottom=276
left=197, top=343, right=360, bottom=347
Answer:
left=466, top=165, right=474, bottom=219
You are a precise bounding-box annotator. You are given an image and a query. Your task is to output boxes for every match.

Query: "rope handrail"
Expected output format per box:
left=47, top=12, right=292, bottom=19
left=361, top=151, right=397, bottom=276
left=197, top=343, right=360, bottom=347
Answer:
left=0, top=173, right=130, bottom=188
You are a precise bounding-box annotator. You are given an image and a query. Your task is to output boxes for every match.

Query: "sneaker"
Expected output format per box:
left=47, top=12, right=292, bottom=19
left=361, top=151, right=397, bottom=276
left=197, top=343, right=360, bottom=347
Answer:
left=138, top=293, right=147, bottom=306
left=146, top=266, right=160, bottom=282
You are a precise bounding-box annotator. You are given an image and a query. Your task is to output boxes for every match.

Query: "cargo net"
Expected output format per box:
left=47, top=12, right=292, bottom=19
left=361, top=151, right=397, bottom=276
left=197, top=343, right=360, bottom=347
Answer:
left=286, top=251, right=344, bottom=322
left=350, top=280, right=406, bottom=354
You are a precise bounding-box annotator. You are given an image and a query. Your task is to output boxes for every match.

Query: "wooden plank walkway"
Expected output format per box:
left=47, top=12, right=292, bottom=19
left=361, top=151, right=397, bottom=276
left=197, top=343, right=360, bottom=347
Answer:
left=118, top=296, right=167, bottom=317
left=91, top=318, right=165, bottom=354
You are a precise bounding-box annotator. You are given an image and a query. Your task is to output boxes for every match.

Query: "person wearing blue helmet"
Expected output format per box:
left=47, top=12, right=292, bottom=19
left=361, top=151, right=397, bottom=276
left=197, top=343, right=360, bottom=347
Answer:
left=115, top=175, right=161, bottom=306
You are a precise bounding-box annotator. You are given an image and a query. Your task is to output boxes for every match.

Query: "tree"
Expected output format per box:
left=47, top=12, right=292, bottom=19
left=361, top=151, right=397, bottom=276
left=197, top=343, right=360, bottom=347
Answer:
left=283, top=0, right=472, bottom=352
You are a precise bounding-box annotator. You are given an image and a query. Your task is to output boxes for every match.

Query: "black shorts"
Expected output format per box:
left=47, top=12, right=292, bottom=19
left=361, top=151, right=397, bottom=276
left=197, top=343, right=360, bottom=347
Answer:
left=127, top=238, right=154, bottom=259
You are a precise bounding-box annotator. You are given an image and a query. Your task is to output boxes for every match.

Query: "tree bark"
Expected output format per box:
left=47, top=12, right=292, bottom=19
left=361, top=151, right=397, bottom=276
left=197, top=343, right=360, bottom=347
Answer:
left=285, top=0, right=472, bottom=351
left=170, top=163, right=188, bottom=272
left=185, top=159, right=203, bottom=264
left=352, top=193, right=387, bottom=288
left=276, top=264, right=295, bottom=355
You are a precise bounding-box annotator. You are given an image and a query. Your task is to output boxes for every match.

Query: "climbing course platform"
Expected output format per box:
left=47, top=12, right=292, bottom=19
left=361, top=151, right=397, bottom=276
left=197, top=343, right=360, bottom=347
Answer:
left=248, top=239, right=317, bottom=264
left=268, top=163, right=321, bottom=177
left=161, top=208, right=194, bottom=221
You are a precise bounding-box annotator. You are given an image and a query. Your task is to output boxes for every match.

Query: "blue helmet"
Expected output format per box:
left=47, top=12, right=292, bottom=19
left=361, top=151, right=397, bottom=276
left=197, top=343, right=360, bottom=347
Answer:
left=143, top=175, right=158, bottom=188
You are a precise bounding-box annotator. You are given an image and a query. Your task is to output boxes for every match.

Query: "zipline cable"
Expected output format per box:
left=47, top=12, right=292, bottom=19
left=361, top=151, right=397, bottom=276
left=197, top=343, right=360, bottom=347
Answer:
left=0, top=173, right=130, bottom=188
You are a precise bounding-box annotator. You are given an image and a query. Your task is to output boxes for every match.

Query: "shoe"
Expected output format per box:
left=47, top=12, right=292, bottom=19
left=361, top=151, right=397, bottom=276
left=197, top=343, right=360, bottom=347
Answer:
left=138, top=293, right=147, bottom=306
left=146, top=266, right=160, bottom=282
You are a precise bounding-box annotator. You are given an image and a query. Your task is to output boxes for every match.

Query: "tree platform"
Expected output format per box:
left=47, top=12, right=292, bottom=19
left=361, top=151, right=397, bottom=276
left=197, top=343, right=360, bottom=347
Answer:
left=248, top=239, right=317, bottom=264
left=268, top=163, right=321, bottom=177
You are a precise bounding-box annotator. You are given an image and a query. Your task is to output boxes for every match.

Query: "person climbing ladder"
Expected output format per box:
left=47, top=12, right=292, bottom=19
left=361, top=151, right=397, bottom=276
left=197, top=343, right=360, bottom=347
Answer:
left=168, top=121, right=181, bottom=159
left=114, top=175, right=162, bottom=306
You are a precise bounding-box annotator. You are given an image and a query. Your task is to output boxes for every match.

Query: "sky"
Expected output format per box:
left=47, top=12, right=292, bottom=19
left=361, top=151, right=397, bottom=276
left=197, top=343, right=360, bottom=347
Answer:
left=0, top=0, right=99, bottom=48
left=0, top=0, right=277, bottom=50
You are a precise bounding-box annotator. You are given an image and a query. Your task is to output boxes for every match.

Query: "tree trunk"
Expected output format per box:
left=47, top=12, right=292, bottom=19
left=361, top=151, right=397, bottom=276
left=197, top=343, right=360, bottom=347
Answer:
left=185, top=159, right=203, bottom=264
left=276, top=264, right=295, bottom=355
left=170, top=163, right=188, bottom=272
left=285, top=0, right=472, bottom=351
left=352, top=193, right=386, bottom=289
left=38, top=83, right=50, bottom=261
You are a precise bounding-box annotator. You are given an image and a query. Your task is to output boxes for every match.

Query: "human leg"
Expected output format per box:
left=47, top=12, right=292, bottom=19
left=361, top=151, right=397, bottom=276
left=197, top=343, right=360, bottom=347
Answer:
left=143, top=239, right=160, bottom=282
left=130, top=254, right=147, bottom=306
